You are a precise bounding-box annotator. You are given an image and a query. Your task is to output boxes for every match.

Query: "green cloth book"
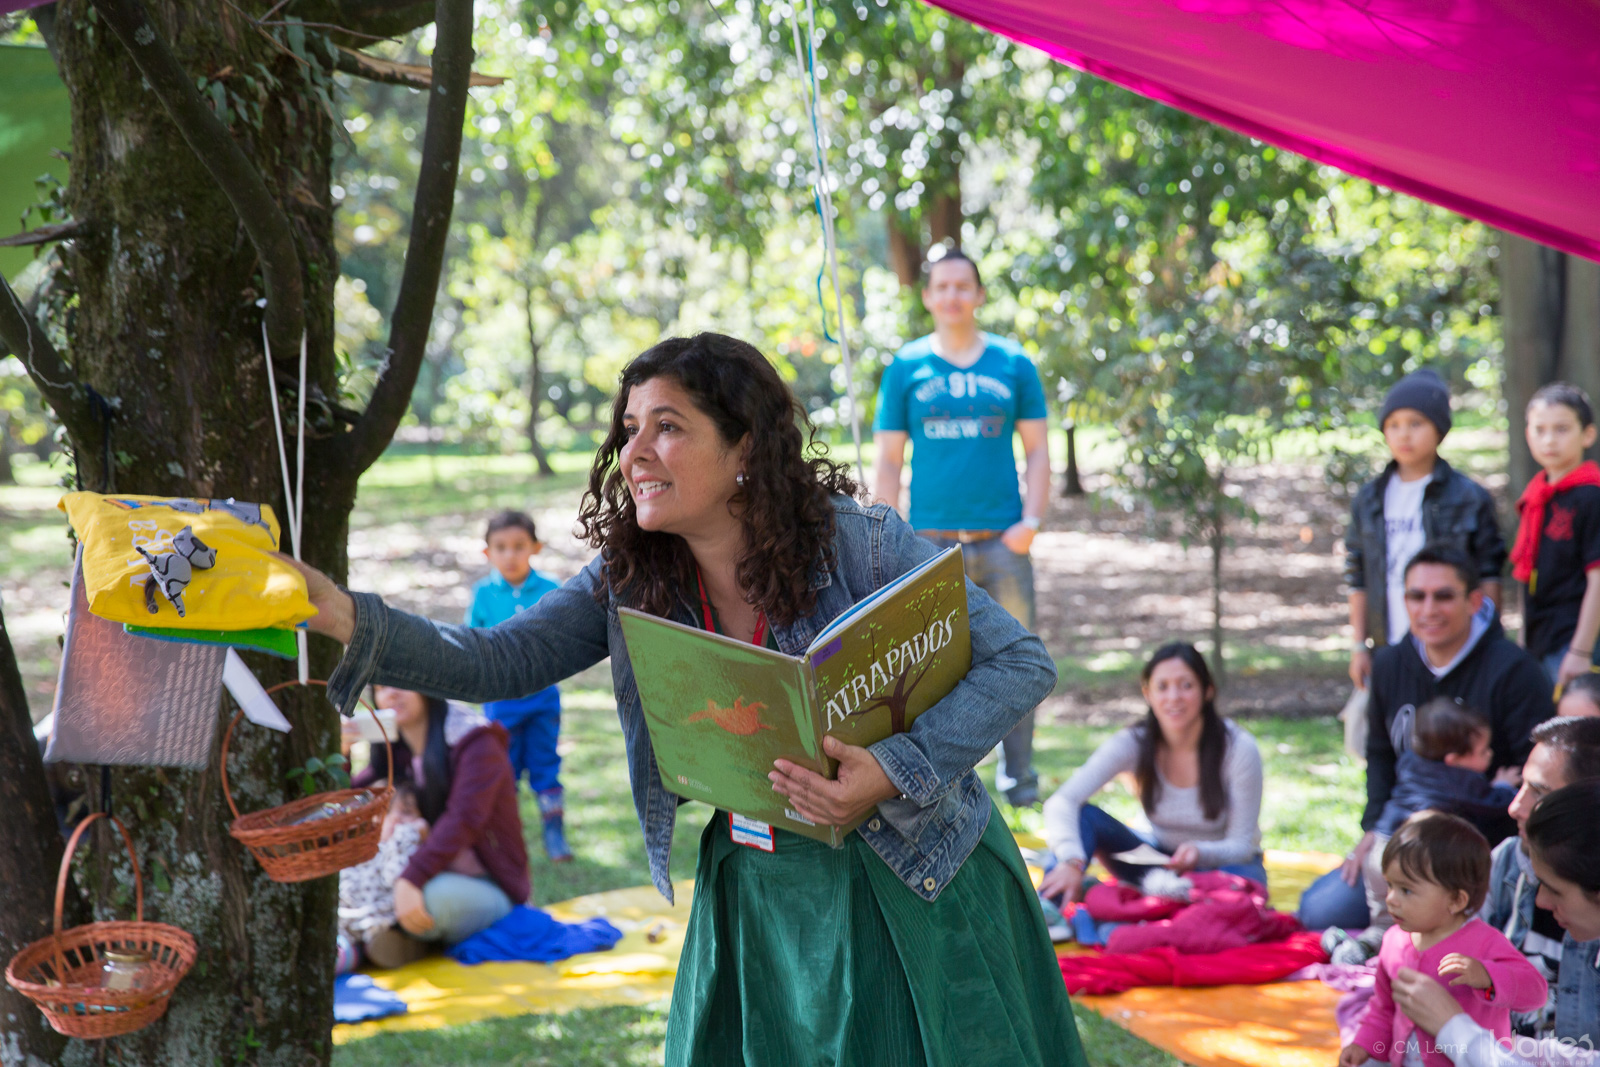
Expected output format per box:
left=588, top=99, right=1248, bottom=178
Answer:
left=619, top=547, right=971, bottom=846
left=124, top=623, right=299, bottom=659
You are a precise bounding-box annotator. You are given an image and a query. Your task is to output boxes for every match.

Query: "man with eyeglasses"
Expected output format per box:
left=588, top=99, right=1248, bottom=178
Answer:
left=1478, top=715, right=1600, bottom=1041
left=1299, top=543, right=1552, bottom=934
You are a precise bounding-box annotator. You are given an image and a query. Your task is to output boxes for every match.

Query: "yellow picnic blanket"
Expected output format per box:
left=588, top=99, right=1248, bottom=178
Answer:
left=338, top=847, right=1348, bottom=1067
left=59, top=492, right=314, bottom=631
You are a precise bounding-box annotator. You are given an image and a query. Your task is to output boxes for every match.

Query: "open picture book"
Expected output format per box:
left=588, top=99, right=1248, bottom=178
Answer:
left=619, top=547, right=971, bottom=846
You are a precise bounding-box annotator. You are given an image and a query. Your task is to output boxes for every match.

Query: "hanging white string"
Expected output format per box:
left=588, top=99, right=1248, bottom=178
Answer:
left=788, top=2, right=865, bottom=488
left=261, top=322, right=309, bottom=684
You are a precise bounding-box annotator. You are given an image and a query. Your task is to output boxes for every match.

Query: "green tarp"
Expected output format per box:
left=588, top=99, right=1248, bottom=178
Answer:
left=0, top=44, right=71, bottom=280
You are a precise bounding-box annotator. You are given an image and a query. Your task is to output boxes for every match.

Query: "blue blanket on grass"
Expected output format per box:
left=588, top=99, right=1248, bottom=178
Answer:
left=333, top=973, right=408, bottom=1023
left=447, top=905, right=623, bottom=965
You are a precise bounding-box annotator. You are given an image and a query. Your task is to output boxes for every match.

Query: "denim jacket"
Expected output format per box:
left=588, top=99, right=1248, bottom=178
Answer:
left=328, top=496, right=1057, bottom=904
left=1344, top=457, right=1505, bottom=644
left=1482, top=837, right=1600, bottom=1042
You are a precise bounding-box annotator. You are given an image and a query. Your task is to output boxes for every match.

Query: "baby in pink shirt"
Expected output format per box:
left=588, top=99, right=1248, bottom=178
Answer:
left=1342, top=811, right=1547, bottom=1067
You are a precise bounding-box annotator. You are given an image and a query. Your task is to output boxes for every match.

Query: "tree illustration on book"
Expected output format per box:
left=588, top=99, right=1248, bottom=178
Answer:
left=815, top=574, right=967, bottom=741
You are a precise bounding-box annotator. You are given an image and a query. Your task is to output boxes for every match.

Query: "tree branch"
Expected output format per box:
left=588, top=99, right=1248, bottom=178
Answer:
left=0, top=220, right=85, bottom=249
left=286, top=0, right=437, bottom=43
left=344, top=0, right=474, bottom=476
left=335, top=45, right=503, bottom=89
left=0, top=271, right=94, bottom=441
left=90, top=0, right=305, bottom=363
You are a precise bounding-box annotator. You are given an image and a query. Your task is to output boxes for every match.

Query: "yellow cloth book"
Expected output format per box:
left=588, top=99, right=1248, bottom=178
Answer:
left=59, top=492, right=315, bottom=632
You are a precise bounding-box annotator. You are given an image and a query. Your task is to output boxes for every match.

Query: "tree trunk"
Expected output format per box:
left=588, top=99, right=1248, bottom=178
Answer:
left=0, top=416, right=15, bottom=485
left=887, top=214, right=922, bottom=288
left=927, top=187, right=962, bottom=250
left=0, top=1, right=469, bottom=1060
left=1210, top=479, right=1226, bottom=689
left=41, top=6, right=350, bottom=1063
left=523, top=284, right=554, bottom=478
left=1061, top=421, right=1083, bottom=497
left=0, top=598, right=69, bottom=1067
left=1500, top=233, right=1600, bottom=499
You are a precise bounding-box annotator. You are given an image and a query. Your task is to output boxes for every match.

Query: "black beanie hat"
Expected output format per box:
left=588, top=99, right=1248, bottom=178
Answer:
left=1379, top=369, right=1452, bottom=439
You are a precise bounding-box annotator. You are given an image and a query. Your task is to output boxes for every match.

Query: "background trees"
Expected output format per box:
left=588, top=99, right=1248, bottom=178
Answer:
left=0, top=0, right=1551, bottom=1060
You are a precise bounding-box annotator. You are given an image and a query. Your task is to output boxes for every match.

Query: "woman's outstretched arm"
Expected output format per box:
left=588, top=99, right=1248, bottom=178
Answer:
left=285, top=555, right=612, bottom=716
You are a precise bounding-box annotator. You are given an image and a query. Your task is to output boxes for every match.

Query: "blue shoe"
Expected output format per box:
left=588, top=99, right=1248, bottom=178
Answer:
left=537, top=787, right=573, bottom=863
left=542, top=816, right=573, bottom=863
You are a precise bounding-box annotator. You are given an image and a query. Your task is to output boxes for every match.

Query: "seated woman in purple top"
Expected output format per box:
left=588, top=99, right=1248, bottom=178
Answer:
left=352, top=685, right=529, bottom=967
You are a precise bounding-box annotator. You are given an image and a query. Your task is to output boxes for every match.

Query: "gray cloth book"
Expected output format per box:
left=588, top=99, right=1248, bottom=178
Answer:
left=46, top=549, right=224, bottom=768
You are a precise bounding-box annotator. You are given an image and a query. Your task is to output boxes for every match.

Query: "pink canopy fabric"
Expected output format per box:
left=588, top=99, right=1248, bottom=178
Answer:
left=925, top=0, right=1600, bottom=261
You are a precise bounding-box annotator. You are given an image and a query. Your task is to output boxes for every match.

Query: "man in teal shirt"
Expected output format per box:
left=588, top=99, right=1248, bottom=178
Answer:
left=873, top=250, right=1052, bottom=806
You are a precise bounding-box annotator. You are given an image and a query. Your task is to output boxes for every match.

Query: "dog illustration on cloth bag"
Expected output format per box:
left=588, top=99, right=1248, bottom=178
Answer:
left=137, top=525, right=217, bottom=617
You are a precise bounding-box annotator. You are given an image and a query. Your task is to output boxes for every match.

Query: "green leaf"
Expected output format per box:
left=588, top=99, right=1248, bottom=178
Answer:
left=304, top=756, right=325, bottom=775
left=325, top=754, right=348, bottom=768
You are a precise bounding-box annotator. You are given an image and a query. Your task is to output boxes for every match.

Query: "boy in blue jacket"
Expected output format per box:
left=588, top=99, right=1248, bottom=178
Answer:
left=466, top=510, right=571, bottom=862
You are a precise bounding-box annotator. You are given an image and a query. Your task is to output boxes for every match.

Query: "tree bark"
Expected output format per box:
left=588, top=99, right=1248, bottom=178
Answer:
left=0, top=418, right=15, bottom=486
left=1499, top=233, right=1600, bottom=499
left=887, top=215, right=922, bottom=288
left=523, top=284, right=554, bottom=478
left=1210, top=478, right=1226, bottom=689
left=1061, top=421, right=1083, bottom=497
left=0, top=2, right=472, bottom=1062
left=0, top=598, right=69, bottom=1067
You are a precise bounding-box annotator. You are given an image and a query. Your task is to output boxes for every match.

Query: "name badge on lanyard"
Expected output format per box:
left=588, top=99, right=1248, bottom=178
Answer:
left=729, top=812, right=775, bottom=852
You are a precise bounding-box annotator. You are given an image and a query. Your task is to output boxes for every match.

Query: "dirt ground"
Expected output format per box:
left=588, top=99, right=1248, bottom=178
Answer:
left=3, top=453, right=1440, bottom=728
left=1032, top=461, right=1358, bottom=725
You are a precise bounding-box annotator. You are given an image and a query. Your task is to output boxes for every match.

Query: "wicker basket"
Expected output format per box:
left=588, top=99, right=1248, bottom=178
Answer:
left=5, top=813, right=198, bottom=1038
left=222, top=680, right=393, bottom=883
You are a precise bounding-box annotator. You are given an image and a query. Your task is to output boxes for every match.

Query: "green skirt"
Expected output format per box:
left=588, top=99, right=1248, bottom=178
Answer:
left=664, top=801, right=1087, bottom=1067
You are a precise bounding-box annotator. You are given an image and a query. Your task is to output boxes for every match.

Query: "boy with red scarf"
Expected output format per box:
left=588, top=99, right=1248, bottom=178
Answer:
left=1513, top=382, right=1600, bottom=689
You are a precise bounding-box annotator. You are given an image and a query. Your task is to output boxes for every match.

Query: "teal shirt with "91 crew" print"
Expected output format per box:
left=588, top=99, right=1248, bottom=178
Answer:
left=873, top=333, right=1049, bottom=532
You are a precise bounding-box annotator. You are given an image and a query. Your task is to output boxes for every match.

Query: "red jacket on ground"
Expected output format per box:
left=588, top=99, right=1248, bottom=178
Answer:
left=1106, top=894, right=1301, bottom=955
left=1059, top=930, right=1328, bottom=995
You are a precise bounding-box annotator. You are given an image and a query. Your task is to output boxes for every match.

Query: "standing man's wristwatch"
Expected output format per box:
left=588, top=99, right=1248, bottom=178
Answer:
left=1021, top=516, right=1042, bottom=531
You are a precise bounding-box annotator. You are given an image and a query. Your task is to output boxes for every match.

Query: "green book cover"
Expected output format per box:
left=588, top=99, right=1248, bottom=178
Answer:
left=619, top=547, right=971, bottom=847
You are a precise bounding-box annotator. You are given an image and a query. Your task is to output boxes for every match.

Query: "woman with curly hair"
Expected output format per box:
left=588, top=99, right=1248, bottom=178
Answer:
left=291, top=332, right=1083, bottom=1066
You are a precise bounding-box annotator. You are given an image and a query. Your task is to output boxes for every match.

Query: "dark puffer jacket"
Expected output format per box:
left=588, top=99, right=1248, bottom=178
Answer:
left=1345, top=457, right=1505, bottom=643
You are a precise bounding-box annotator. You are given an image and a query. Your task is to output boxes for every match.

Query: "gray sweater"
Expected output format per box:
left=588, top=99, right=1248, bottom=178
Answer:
left=1043, top=719, right=1263, bottom=868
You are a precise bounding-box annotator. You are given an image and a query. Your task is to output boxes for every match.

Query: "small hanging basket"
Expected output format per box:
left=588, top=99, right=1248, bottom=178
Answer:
left=222, top=680, right=393, bottom=883
left=5, top=812, right=198, bottom=1039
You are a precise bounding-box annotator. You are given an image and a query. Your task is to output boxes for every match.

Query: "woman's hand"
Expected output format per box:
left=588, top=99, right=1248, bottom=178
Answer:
left=1390, top=967, right=1468, bottom=1036
left=1341, top=831, right=1377, bottom=887
left=770, top=736, right=900, bottom=827
left=393, top=877, right=434, bottom=937
left=1039, top=859, right=1086, bottom=904
left=276, top=554, right=356, bottom=644
left=1438, top=953, right=1492, bottom=991
left=1167, top=842, right=1201, bottom=872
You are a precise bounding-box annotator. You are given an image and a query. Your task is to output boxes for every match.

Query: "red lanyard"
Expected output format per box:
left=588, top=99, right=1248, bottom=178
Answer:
left=695, top=568, right=767, bottom=647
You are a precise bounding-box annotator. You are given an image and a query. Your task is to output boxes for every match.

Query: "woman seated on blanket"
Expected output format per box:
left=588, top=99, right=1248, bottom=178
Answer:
left=1391, top=781, right=1600, bottom=1067
left=350, top=686, right=530, bottom=968
left=1039, top=643, right=1265, bottom=903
